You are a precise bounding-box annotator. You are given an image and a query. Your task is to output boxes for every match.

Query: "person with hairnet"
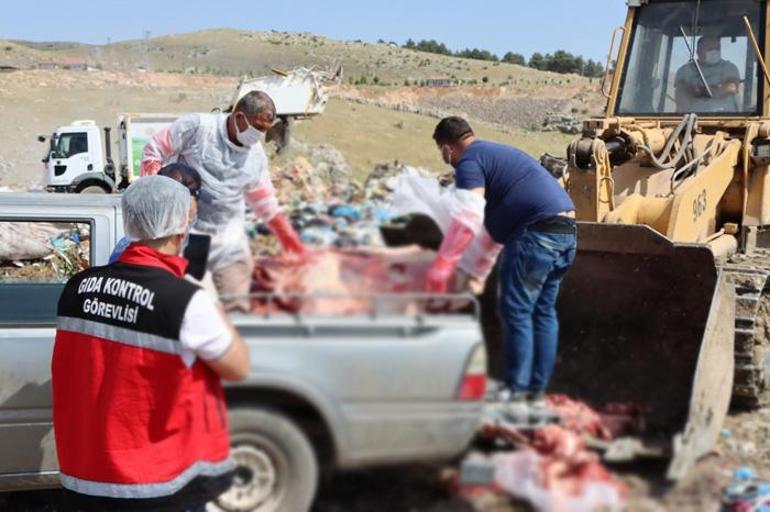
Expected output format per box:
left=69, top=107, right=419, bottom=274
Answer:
left=140, top=91, right=306, bottom=311
left=52, top=176, right=249, bottom=512
left=109, top=162, right=209, bottom=264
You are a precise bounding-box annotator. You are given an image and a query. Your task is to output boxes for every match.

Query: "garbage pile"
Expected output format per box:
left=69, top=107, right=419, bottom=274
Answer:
left=249, top=158, right=433, bottom=257
left=0, top=222, right=90, bottom=280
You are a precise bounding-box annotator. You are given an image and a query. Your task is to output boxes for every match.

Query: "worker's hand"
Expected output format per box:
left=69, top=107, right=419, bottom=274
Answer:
left=716, top=81, right=738, bottom=97
left=426, top=256, right=455, bottom=294
left=691, top=83, right=708, bottom=97
left=467, top=276, right=486, bottom=295
left=449, top=269, right=486, bottom=295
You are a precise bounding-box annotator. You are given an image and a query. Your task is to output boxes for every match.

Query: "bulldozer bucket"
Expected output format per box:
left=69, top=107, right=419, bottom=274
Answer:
left=552, top=223, right=735, bottom=479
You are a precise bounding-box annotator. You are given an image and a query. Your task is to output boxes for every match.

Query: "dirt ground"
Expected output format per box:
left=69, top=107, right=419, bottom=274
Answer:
left=3, top=406, right=767, bottom=511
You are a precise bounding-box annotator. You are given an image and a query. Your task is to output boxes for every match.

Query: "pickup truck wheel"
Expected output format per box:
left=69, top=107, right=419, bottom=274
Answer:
left=216, top=407, right=318, bottom=512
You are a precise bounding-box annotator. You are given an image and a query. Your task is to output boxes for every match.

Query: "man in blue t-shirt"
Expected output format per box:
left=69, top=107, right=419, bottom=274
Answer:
left=428, top=116, right=576, bottom=413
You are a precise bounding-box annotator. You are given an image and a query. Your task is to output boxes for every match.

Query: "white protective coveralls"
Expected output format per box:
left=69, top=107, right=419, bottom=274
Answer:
left=141, top=113, right=287, bottom=308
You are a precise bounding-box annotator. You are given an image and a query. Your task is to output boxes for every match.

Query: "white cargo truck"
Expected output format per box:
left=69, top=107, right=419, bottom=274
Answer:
left=40, top=114, right=179, bottom=193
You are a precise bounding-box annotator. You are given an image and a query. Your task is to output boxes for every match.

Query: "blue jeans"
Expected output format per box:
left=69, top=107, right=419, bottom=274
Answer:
left=499, top=229, right=576, bottom=393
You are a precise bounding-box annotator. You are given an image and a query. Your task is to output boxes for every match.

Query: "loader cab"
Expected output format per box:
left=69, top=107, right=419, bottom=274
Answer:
left=613, top=0, right=766, bottom=118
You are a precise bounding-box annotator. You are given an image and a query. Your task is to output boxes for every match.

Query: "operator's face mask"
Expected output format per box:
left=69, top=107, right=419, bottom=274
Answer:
left=703, top=49, right=721, bottom=66
left=235, top=113, right=265, bottom=147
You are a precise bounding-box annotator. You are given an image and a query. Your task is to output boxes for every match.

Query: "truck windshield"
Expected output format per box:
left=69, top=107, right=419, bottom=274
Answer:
left=617, top=0, right=764, bottom=116
left=55, top=132, right=88, bottom=159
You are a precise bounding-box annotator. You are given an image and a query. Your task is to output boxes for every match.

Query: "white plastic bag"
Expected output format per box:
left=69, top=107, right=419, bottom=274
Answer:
left=391, top=171, right=500, bottom=283
left=390, top=171, right=485, bottom=234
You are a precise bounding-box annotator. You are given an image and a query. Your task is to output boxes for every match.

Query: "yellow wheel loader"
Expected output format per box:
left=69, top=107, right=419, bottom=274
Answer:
left=540, top=0, right=770, bottom=478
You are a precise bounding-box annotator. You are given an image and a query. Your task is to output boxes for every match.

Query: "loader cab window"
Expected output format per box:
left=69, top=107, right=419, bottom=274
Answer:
left=617, top=0, right=764, bottom=116
left=55, top=132, right=88, bottom=158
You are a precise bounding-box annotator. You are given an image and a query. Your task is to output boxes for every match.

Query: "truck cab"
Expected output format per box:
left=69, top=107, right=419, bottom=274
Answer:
left=42, top=121, right=115, bottom=194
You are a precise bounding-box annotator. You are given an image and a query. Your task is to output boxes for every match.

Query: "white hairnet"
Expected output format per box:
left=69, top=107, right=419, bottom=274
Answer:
left=122, top=176, right=191, bottom=241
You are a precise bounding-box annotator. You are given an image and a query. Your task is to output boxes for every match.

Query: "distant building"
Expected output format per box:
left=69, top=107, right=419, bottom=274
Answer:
left=37, top=59, right=89, bottom=71
left=424, top=78, right=459, bottom=87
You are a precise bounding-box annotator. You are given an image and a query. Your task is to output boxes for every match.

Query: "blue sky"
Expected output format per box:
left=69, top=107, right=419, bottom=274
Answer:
left=1, top=0, right=628, bottom=61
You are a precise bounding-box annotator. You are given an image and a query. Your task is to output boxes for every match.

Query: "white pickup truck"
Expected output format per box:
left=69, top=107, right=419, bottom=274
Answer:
left=0, top=193, right=486, bottom=512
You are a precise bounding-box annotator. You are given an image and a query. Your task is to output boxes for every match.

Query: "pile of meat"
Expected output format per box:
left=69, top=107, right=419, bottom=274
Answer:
left=249, top=246, right=470, bottom=315
left=455, top=395, right=649, bottom=511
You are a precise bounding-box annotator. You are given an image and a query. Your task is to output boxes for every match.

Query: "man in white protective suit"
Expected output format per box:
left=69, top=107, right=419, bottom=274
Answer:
left=141, top=91, right=307, bottom=311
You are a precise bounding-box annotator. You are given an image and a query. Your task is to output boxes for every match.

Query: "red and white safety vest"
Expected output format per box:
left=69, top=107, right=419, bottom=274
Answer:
left=52, top=244, right=232, bottom=508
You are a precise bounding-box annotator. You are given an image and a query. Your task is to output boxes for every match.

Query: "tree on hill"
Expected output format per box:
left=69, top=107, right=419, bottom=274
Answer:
left=399, top=37, right=603, bottom=76
left=527, top=50, right=604, bottom=77
left=529, top=52, right=547, bottom=70
left=584, top=59, right=605, bottom=77
left=502, top=52, right=526, bottom=66
left=456, top=48, right=498, bottom=62
left=404, top=39, right=452, bottom=56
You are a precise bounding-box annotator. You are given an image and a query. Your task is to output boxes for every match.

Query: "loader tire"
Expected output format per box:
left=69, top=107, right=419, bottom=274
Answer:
left=215, top=407, right=318, bottom=512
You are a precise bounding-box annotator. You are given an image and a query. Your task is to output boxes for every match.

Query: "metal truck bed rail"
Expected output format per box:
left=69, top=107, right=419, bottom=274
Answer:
left=221, top=291, right=481, bottom=322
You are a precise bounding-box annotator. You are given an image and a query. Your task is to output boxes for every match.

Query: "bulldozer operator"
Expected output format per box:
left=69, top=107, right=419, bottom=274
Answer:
left=675, top=35, right=741, bottom=112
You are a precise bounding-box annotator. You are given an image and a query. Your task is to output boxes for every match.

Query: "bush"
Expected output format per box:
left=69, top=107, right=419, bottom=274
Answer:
left=482, top=76, right=489, bottom=83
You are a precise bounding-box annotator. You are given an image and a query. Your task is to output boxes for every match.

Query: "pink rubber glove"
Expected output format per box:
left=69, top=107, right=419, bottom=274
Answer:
left=268, top=213, right=307, bottom=256
left=426, top=256, right=455, bottom=294
left=426, top=219, right=476, bottom=293
left=140, top=160, right=161, bottom=177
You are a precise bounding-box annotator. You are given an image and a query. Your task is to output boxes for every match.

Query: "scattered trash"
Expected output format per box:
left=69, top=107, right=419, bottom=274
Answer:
left=726, top=440, right=759, bottom=457
left=734, top=466, right=756, bottom=481
left=459, top=452, right=496, bottom=486
left=0, top=222, right=90, bottom=280
left=721, top=466, right=770, bottom=512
